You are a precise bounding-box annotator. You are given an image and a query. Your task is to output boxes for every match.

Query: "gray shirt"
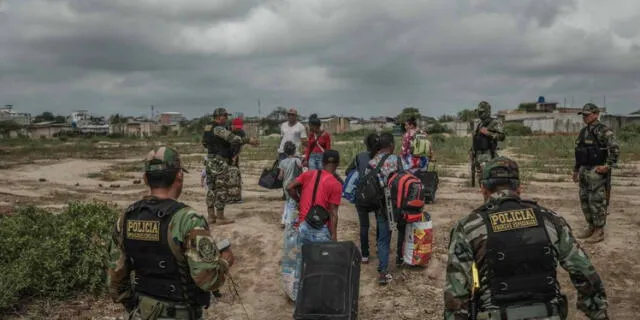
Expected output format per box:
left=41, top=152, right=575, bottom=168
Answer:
left=279, top=157, right=302, bottom=187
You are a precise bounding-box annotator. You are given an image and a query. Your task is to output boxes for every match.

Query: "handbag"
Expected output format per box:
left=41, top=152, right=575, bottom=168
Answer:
left=258, top=160, right=283, bottom=189
left=304, top=170, right=331, bottom=229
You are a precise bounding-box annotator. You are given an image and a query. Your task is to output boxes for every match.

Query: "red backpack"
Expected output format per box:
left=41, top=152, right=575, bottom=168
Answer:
left=387, top=158, right=425, bottom=223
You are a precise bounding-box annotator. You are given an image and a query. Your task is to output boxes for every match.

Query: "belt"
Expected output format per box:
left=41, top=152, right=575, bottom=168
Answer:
left=134, top=295, right=204, bottom=320
left=477, top=303, right=561, bottom=320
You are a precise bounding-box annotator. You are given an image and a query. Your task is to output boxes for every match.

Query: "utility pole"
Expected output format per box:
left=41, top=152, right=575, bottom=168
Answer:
left=257, top=99, right=261, bottom=139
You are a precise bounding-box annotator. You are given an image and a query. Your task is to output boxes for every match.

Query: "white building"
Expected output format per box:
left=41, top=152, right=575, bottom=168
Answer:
left=158, top=112, right=185, bottom=125
left=0, top=105, right=32, bottom=125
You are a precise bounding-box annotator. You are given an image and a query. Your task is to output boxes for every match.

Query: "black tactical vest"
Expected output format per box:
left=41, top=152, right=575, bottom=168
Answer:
left=574, top=124, right=608, bottom=167
left=476, top=197, right=558, bottom=307
left=204, top=125, right=233, bottom=159
left=122, top=198, right=210, bottom=307
left=472, top=120, right=496, bottom=153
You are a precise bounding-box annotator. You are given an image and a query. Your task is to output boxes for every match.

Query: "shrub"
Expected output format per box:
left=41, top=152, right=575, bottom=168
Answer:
left=0, top=201, right=118, bottom=312
left=619, top=124, right=640, bottom=142
left=504, top=123, right=532, bottom=136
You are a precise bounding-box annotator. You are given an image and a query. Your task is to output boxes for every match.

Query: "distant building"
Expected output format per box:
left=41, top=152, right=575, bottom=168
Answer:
left=27, top=122, right=69, bottom=139
left=0, top=105, right=32, bottom=125
left=441, top=121, right=470, bottom=136
left=159, top=112, right=185, bottom=125
left=300, top=115, right=351, bottom=134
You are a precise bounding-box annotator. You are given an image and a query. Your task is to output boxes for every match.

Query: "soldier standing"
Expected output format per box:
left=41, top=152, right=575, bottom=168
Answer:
left=444, top=156, right=609, bottom=320
left=471, top=101, right=505, bottom=183
left=107, top=146, right=235, bottom=320
left=572, top=103, right=619, bottom=243
left=202, top=107, right=259, bottom=225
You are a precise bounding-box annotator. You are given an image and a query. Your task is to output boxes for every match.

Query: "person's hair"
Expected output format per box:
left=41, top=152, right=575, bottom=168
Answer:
left=284, top=141, right=296, bottom=156
left=370, top=132, right=394, bottom=157
left=482, top=179, right=520, bottom=193
left=406, top=116, right=417, bottom=127
left=364, top=133, right=378, bottom=152
left=145, top=169, right=179, bottom=189
left=309, top=114, right=321, bottom=127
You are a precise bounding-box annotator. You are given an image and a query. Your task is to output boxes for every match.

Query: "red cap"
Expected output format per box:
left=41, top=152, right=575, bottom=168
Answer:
left=232, top=117, right=243, bottom=130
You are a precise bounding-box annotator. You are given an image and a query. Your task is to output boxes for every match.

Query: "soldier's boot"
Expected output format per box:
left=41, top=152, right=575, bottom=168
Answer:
left=585, top=228, right=604, bottom=243
left=207, top=210, right=216, bottom=225
left=575, top=226, right=594, bottom=239
left=216, top=210, right=235, bottom=225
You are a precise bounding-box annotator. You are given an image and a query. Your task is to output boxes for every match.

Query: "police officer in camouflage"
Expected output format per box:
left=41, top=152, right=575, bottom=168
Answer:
left=472, top=101, right=506, bottom=181
left=444, top=156, right=609, bottom=320
left=573, top=103, right=620, bottom=243
left=107, top=146, right=235, bottom=320
left=202, top=107, right=259, bottom=225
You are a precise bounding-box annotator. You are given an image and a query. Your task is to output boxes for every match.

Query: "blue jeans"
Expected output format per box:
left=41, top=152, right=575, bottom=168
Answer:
left=294, top=221, right=332, bottom=298
left=375, top=209, right=391, bottom=273
left=357, top=207, right=378, bottom=258
left=298, top=221, right=331, bottom=244
left=308, top=153, right=323, bottom=170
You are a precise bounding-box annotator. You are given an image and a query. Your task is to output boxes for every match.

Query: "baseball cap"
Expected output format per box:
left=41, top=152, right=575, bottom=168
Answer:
left=578, top=103, right=599, bottom=115
left=481, top=156, right=519, bottom=182
left=287, top=108, right=298, bottom=115
left=322, top=149, right=340, bottom=164
left=144, top=146, right=189, bottom=173
left=213, top=107, right=230, bottom=117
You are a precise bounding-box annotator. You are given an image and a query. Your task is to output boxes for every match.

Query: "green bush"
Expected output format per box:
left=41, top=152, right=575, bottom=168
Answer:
left=0, top=201, right=118, bottom=312
left=504, top=123, right=532, bottom=136
left=619, top=123, right=640, bottom=142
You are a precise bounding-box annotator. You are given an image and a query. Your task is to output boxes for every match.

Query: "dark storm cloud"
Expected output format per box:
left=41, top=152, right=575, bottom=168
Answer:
left=0, top=0, right=639, bottom=118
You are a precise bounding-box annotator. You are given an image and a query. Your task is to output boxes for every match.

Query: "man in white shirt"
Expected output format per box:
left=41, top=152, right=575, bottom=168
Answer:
left=278, top=108, right=308, bottom=160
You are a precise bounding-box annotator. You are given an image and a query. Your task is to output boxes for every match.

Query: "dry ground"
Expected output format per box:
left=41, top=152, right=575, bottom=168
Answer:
left=1, top=147, right=639, bottom=320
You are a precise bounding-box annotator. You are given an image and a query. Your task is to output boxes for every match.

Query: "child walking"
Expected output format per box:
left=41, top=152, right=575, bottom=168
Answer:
left=278, top=141, right=303, bottom=228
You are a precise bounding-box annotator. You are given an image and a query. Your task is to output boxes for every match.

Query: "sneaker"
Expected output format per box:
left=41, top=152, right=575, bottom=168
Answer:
left=361, top=256, right=369, bottom=264
left=378, top=272, right=392, bottom=285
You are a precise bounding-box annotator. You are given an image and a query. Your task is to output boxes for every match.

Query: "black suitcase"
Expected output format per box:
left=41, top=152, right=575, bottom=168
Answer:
left=415, top=170, right=439, bottom=204
left=293, top=241, right=361, bottom=320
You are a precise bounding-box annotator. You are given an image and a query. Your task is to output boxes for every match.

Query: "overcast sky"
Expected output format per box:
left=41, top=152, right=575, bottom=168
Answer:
left=1, top=0, right=639, bottom=119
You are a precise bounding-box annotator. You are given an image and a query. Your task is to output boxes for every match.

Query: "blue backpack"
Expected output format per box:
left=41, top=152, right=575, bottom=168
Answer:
left=342, top=170, right=360, bottom=204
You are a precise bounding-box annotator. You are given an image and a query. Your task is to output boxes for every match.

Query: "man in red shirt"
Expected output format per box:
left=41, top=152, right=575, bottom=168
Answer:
left=287, top=150, right=343, bottom=242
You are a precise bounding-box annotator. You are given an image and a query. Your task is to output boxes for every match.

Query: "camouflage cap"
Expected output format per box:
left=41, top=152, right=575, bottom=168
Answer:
left=578, top=103, right=600, bottom=115
left=476, top=101, right=491, bottom=112
left=213, top=107, right=230, bottom=117
left=481, top=156, right=519, bottom=182
left=144, top=146, right=189, bottom=173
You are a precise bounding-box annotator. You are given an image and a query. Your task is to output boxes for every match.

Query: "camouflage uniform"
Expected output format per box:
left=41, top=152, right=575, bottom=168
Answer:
left=202, top=108, right=252, bottom=225
left=574, top=103, right=620, bottom=243
left=472, top=101, right=505, bottom=178
left=107, top=147, right=229, bottom=320
left=444, top=157, right=608, bottom=320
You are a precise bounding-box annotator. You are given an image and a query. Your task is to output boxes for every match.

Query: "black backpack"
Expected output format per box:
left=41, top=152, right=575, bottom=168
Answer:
left=355, top=154, right=391, bottom=211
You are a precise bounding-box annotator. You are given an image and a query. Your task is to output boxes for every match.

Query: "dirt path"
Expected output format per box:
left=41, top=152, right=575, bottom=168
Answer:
left=2, top=157, right=639, bottom=319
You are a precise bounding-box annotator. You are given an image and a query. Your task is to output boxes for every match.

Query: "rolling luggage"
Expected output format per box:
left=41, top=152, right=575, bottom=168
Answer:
left=293, top=241, right=361, bottom=320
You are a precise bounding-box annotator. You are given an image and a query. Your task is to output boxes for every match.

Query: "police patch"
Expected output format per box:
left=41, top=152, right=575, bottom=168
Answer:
left=126, top=220, right=160, bottom=241
left=197, top=237, right=217, bottom=263
left=488, top=208, right=538, bottom=232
